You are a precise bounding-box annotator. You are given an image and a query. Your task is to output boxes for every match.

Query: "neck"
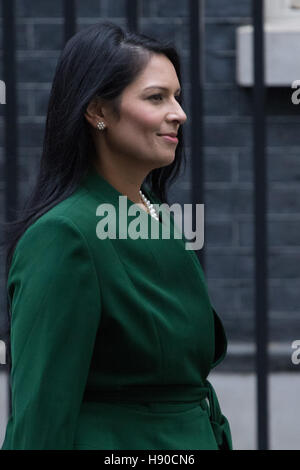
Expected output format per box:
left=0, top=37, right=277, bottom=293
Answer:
left=92, top=161, right=148, bottom=206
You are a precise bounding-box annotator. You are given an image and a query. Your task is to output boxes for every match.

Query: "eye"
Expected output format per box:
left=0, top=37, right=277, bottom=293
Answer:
left=149, top=94, right=182, bottom=103
left=149, top=94, right=163, bottom=101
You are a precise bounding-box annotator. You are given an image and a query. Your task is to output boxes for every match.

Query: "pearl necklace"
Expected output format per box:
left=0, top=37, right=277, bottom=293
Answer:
left=139, top=189, right=160, bottom=221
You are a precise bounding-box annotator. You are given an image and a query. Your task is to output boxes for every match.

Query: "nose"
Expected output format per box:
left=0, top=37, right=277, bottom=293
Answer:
left=166, top=99, right=187, bottom=125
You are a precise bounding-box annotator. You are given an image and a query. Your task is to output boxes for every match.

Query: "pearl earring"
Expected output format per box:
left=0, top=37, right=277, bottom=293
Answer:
left=97, top=121, right=106, bottom=131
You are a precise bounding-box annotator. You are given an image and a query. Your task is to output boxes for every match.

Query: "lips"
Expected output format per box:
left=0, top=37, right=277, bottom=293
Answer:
left=157, top=133, right=178, bottom=138
left=158, top=134, right=179, bottom=144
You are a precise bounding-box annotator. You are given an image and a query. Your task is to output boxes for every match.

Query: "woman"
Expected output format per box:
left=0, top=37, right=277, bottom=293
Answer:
left=1, top=21, right=233, bottom=450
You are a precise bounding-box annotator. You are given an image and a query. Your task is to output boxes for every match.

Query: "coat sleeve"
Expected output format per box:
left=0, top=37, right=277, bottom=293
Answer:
left=1, top=215, right=102, bottom=450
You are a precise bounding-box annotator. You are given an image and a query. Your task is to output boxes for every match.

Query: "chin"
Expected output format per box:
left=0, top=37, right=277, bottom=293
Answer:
left=155, top=155, right=175, bottom=169
left=163, top=153, right=176, bottom=164
left=146, top=150, right=175, bottom=168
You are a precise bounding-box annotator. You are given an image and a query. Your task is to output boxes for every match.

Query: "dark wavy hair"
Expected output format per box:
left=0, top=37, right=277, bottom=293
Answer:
left=1, top=21, right=187, bottom=372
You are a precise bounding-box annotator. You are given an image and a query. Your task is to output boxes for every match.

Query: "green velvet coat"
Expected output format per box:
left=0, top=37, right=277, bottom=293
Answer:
left=1, top=164, right=233, bottom=450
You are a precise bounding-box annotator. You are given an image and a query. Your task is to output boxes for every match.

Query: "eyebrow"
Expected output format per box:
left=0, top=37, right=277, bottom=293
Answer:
left=144, top=86, right=181, bottom=93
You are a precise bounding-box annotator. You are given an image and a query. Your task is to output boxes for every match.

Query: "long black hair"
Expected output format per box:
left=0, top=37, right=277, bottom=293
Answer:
left=1, top=21, right=187, bottom=371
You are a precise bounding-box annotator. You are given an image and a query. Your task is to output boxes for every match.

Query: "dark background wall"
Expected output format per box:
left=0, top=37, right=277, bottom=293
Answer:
left=0, top=0, right=299, bottom=371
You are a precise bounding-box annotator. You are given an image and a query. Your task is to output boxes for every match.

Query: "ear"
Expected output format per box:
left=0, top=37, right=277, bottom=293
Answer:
left=84, top=96, right=105, bottom=127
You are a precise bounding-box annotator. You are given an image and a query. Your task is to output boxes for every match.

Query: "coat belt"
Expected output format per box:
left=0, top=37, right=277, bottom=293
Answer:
left=83, top=378, right=232, bottom=450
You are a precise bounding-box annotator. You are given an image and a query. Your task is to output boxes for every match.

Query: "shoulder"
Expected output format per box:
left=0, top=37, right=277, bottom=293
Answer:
left=12, top=190, right=97, bottom=272
left=8, top=210, right=101, bottom=301
left=10, top=215, right=89, bottom=280
left=7, top=188, right=105, bottom=307
left=15, top=185, right=100, bottom=257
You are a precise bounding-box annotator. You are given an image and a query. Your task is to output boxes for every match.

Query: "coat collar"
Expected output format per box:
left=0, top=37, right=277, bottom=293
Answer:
left=79, top=163, right=162, bottom=224
left=80, top=163, right=155, bottom=205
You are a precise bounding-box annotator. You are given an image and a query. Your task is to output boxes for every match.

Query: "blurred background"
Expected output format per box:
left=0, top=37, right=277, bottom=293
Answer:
left=0, top=0, right=300, bottom=450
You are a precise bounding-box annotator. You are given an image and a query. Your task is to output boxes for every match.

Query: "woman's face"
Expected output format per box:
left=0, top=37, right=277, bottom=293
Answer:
left=100, top=53, right=187, bottom=171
